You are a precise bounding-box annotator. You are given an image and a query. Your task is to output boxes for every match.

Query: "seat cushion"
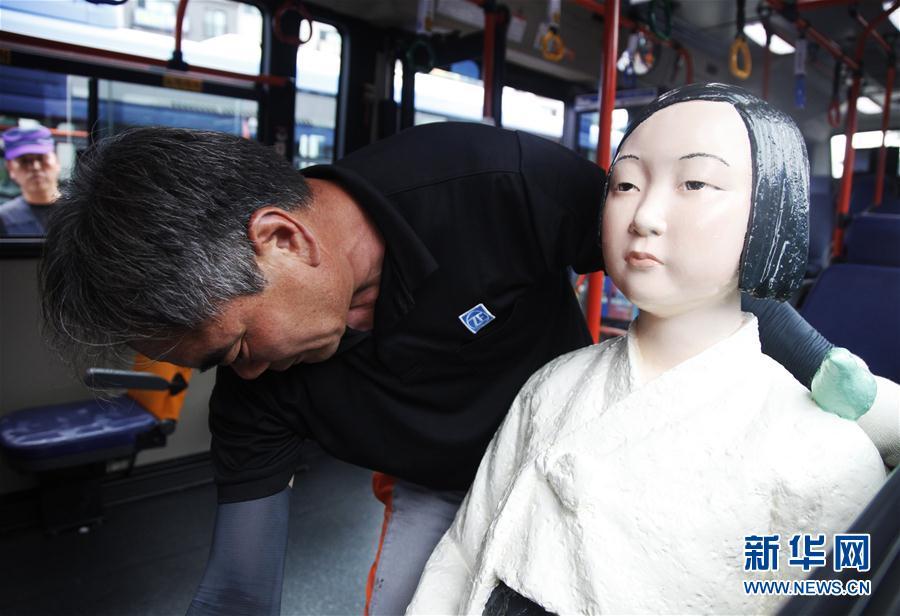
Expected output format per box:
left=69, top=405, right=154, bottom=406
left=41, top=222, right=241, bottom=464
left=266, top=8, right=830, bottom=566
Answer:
left=0, top=396, right=156, bottom=470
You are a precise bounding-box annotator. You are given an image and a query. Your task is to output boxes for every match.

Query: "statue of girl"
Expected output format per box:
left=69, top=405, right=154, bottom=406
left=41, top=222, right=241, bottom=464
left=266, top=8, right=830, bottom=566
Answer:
left=407, top=83, right=887, bottom=615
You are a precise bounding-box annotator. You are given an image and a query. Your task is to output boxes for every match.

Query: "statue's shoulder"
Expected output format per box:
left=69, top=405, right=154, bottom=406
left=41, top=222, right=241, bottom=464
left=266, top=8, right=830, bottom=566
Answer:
left=756, top=357, right=884, bottom=493
left=524, top=337, right=621, bottom=393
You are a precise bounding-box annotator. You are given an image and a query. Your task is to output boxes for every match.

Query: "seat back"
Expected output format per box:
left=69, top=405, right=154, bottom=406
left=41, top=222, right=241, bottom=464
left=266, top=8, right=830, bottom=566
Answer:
left=850, top=174, right=877, bottom=215
left=844, top=213, right=900, bottom=267
left=800, top=263, right=900, bottom=381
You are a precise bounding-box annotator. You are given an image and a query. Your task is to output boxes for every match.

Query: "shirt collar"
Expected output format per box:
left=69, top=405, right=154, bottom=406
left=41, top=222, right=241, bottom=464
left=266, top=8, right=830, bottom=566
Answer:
left=302, top=163, right=439, bottom=333
left=623, top=312, right=761, bottom=395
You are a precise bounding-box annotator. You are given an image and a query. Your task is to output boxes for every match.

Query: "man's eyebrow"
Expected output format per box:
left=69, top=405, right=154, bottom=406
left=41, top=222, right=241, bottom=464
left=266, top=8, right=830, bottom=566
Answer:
left=680, top=152, right=730, bottom=167
left=199, top=343, right=235, bottom=373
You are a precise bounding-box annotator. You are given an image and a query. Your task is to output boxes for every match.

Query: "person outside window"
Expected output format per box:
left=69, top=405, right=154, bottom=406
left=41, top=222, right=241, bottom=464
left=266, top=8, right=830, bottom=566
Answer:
left=0, top=125, right=61, bottom=236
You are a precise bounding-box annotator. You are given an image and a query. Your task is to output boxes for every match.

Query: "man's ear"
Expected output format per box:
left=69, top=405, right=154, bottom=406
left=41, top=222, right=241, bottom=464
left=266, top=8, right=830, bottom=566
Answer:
left=247, top=207, right=320, bottom=266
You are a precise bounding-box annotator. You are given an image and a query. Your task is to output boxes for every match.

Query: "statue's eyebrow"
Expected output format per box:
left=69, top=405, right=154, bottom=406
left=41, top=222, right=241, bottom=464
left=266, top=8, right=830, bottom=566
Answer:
left=680, top=152, right=730, bottom=167
left=610, top=154, right=639, bottom=169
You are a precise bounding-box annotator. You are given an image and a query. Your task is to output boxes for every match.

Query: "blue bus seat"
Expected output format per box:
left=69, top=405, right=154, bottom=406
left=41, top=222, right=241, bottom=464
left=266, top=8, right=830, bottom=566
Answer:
left=845, top=213, right=900, bottom=267
left=800, top=263, right=900, bottom=382
left=850, top=174, right=873, bottom=215
left=851, top=173, right=900, bottom=216
left=0, top=396, right=162, bottom=473
left=0, top=360, right=187, bottom=532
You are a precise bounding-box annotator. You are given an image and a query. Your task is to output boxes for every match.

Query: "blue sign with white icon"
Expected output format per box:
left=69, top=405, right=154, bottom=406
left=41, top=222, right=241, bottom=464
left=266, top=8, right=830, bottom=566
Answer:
left=459, top=303, right=495, bottom=334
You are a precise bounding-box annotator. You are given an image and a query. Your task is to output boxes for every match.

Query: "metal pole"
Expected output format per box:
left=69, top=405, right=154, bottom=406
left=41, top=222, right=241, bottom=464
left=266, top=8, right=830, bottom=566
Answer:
left=874, top=65, right=895, bottom=208
left=831, top=0, right=899, bottom=254
left=482, top=10, right=496, bottom=123
left=586, top=0, right=620, bottom=343
left=832, top=75, right=861, bottom=257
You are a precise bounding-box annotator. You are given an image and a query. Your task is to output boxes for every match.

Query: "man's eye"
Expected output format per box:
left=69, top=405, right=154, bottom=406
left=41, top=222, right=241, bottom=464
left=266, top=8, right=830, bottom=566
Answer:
left=616, top=182, right=638, bottom=192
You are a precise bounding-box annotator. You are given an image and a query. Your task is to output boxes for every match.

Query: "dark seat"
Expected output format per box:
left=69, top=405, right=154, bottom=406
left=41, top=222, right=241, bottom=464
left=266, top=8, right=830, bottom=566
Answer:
left=0, top=361, right=188, bottom=532
left=800, top=263, right=900, bottom=382
left=844, top=213, right=900, bottom=267
left=0, top=396, right=161, bottom=473
left=850, top=172, right=900, bottom=216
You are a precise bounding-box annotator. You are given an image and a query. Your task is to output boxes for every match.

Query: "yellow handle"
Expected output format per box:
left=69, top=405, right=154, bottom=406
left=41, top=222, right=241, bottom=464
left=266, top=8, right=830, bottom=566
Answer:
left=128, top=354, right=192, bottom=421
left=729, top=36, right=752, bottom=80
left=541, top=30, right=566, bottom=62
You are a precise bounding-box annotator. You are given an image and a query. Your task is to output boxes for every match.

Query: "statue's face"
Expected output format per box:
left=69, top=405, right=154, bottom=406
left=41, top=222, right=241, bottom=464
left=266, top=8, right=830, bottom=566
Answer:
left=602, top=100, right=753, bottom=318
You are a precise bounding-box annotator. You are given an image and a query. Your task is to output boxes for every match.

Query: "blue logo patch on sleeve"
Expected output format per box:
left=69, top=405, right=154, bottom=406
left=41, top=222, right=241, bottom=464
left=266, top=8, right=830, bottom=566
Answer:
left=459, top=303, right=495, bottom=334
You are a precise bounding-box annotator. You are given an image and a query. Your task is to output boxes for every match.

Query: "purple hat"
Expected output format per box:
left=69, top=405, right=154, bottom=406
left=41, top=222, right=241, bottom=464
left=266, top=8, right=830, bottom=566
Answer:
left=2, top=126, right=55, bottom=160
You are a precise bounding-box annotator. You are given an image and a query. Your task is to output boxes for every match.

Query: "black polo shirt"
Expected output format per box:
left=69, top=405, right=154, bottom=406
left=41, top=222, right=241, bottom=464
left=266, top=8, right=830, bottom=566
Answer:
left=209, top=122, right=605, bottom=503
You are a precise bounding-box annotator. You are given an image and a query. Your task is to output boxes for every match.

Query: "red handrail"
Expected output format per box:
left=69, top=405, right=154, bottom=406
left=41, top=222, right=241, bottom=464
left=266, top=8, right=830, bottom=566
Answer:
left=766, top=0, right=860, bottom=72
left=874, top=65, right=895, bottom=208
left=572, top=0, right=694, bottom=84
left=173, top=0, right=189, bottom=62
left=0, top=125, right=89, bottom=139
left=482, top=10, right=496, bottom=122
left=0, top=31, right=287, bottom=88
left=855, top=11, right=892, bottom=54
left=796, top=0, right=857, bottom=9
left=579, top=0, right=620, bottom=342
left=832, top=0, right=899, bottom=255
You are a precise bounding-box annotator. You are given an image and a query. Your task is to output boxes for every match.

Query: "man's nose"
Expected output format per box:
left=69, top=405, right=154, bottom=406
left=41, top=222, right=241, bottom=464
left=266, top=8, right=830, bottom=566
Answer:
left=630, top=193, right=667, bottom=237
left=231, top=360, right=270, bottom=380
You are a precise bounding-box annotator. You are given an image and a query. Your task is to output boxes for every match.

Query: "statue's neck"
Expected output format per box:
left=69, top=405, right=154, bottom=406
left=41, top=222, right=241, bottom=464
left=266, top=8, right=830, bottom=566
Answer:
left=631, top=291, right=743, bottom=385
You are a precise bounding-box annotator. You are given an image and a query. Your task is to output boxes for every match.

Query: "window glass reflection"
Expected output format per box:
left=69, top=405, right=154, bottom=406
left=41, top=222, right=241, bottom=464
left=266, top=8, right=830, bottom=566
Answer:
left=296, top=21, right=343, bottom=168
left=0, top=67, right=88, bottom=238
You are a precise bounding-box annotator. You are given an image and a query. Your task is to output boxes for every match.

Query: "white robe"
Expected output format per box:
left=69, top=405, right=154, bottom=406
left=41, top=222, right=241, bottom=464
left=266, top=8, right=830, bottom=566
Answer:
left=408, top=315, right=885, bottom=615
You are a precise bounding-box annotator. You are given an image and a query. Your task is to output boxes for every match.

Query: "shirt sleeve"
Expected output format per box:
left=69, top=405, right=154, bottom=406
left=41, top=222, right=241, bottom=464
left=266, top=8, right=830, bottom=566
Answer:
left=516, top=131, right=606, bottom=275
left=407, top=368, right=539, bottom=615
left=772, top=407, right=885, bottom=551
left=209, top=366, right=311, bottom=503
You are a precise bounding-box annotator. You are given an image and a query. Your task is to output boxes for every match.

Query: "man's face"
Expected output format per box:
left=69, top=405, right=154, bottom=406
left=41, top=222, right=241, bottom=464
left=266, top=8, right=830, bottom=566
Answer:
left=7, top=152, right=60, bottom=198
left=137, top=209, right=352, bottom=379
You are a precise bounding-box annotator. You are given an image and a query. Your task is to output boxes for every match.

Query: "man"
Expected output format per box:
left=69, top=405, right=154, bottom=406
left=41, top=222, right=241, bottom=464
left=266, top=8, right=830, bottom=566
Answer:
left=0, top=125, right=61, bottom=236
left=39, top=124, right=894, bottom=616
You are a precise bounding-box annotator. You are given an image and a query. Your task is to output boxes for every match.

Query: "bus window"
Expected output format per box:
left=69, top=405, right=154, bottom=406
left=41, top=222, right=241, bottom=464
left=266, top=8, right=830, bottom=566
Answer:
left=500, top=88, right=564, bottom=142
left=393, top=63, right=565, bottom=142
left=96, top=80, right=258, bottom=137
left=1, top=0, right=263, bottom=76
left=296, top=22, right=342, bottom=168
left=830, top=130, right=900, bottom=178
left=0, top=65, right=89, bottom=203
left=576, top=108, right=629, bottom=164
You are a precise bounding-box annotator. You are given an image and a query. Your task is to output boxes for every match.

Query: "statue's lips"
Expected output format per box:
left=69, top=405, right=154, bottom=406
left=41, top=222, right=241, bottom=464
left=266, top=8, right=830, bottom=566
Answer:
left=626, top=251, right=663, bottom=268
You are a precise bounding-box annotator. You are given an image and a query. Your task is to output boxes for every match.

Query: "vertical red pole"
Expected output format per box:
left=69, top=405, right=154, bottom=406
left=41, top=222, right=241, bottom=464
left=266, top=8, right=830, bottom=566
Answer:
left=175, top=0, right=189, bottom=56
left=482, top=11, right=496, bottom=122
left=832, top=74, right=861, bottom=257
left=586, top=0, right=620, bottom=343
left=874, top=65, right=894, bottom=207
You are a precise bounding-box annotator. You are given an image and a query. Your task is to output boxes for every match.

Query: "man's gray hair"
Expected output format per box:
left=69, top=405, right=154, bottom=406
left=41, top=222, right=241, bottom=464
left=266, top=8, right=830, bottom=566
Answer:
left=40, top=127, right=312, bottom=368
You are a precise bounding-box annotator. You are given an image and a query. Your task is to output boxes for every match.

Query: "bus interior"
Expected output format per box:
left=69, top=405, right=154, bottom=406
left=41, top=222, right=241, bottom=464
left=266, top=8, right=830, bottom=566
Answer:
left=0, top=0, right=898, bottom=614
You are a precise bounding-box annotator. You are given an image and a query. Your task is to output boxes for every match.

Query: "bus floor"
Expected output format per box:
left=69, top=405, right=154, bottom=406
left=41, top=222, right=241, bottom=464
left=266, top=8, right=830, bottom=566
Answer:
left=0, top=443, right=383, bottom=616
